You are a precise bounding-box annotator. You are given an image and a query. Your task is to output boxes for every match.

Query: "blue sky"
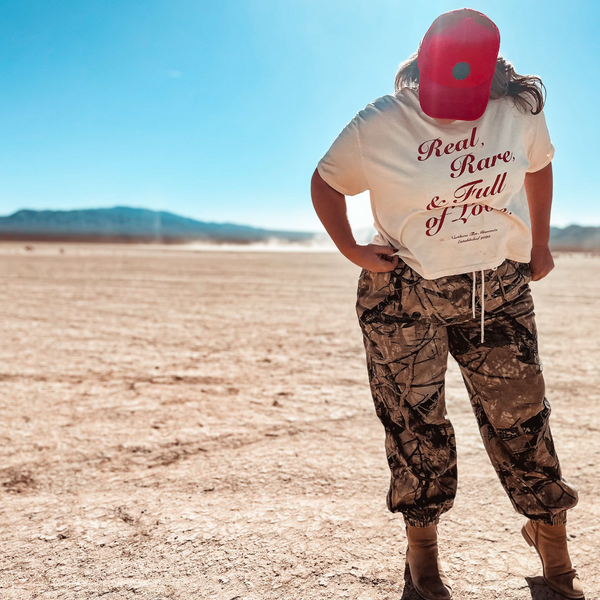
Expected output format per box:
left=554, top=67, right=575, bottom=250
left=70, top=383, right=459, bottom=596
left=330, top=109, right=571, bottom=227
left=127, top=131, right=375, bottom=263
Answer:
left=0, top=0, right=597, bottom=232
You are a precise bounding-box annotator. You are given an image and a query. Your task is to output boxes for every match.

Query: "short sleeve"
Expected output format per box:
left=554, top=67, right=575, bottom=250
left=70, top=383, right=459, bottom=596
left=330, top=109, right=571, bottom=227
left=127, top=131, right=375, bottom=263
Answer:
left=316, top=114, right=369, bottom=196
left=525, top=109, right=555, bottom=173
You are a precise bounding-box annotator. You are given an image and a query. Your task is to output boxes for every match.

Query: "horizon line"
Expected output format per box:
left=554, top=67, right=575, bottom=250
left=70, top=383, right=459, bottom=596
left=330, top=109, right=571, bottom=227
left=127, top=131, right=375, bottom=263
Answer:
left=1, top=205, right=598, bottom=233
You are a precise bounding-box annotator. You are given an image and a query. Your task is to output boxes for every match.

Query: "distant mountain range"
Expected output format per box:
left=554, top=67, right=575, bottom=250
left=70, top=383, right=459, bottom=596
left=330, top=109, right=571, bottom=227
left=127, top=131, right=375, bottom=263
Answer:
left=548, top=225, right=600, bottom=251
left=0, top=207, right=314, bottom=244
left=0, top=206, right=598, bottom=250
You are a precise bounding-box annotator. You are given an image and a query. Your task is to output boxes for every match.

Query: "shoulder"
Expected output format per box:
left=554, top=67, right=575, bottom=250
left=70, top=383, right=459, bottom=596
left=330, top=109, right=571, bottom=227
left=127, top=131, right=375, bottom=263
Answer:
left=485, top=95, right=550, bottom=146
left=493, top=92, right=547, bottom=124
left=355, top=90, right=415, bottom=125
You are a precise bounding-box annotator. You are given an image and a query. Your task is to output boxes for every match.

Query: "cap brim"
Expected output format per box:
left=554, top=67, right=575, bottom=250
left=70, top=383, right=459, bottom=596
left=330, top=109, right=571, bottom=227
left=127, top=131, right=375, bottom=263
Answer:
left=418, top=72, right=492, bottom=121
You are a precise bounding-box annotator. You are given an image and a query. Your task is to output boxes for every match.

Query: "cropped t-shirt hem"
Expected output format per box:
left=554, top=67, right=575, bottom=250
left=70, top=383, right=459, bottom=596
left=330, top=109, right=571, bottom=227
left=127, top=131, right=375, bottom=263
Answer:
left=398, top=253, right=531, bottom=280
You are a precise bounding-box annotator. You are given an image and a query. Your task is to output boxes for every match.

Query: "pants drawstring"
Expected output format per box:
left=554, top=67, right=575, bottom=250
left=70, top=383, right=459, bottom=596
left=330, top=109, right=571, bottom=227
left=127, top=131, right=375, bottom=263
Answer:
left=472, top=270, right=486, bottom=343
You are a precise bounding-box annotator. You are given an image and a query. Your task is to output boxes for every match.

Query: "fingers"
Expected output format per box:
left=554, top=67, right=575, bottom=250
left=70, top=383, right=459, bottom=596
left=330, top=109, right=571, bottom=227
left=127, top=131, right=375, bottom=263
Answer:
left=531, top=270, right=551, bottom=281
left=372, top=245, right=399, bottom=255
left=377, top=255, right=399, bottom=272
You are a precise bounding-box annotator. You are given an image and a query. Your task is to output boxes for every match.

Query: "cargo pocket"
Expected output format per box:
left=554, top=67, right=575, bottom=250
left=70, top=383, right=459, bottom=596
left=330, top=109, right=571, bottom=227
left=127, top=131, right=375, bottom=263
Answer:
left=356, top=267, right=399, bottom=326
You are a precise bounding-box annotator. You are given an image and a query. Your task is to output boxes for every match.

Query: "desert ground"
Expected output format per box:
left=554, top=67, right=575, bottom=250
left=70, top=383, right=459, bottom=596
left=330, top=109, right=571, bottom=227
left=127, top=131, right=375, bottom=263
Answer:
left=0, top=242, right=599, bottom=600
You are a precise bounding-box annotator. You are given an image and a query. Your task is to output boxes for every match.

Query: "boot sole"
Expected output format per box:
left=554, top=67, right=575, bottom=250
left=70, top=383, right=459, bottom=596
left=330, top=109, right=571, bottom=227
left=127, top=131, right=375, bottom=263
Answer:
left=521, top=525, right=584, bottom=599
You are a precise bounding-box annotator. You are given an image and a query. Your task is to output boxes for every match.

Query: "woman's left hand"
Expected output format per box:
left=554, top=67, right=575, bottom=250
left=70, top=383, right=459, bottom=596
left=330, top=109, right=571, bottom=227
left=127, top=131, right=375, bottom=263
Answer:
left=530, top=244, right=555, bottom=281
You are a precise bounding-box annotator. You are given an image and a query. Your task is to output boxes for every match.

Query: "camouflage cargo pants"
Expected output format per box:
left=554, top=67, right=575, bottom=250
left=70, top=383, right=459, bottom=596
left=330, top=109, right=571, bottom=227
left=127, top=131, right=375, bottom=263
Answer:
left=356, top=257, right=578, bottom=527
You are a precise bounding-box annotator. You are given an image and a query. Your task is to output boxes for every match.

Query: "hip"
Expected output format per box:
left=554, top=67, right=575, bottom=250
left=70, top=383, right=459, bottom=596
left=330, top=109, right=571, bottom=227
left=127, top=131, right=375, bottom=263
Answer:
left=356, top=257, right=533, bottom=327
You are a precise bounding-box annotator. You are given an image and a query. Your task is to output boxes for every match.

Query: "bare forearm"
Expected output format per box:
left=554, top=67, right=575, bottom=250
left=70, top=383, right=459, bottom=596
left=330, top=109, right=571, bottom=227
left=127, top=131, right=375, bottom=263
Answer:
left=309, top=168, right=399, bottom=272
left=524, top=162, right=553, bottom=247
left=310, top=168, right=358, bottom=257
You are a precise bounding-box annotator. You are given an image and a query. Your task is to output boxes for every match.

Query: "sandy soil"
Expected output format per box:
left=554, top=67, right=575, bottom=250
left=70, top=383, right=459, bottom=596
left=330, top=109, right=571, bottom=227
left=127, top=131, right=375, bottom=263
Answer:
left=0, top=242, right=598, bottom=600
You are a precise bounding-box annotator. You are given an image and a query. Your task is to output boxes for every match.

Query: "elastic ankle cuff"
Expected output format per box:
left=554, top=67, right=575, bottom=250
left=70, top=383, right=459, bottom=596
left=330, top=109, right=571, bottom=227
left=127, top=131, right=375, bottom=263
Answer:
left=549, top=512, right=568, bottom=525
left=534, top=511, right=568, bottom=526
left=404, top=515, right=440, bottom=528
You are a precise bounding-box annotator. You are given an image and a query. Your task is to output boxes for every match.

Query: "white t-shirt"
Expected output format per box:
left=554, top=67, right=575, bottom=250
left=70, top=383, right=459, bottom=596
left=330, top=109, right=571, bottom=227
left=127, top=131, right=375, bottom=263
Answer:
left=316, top=87, right=555, bottom=279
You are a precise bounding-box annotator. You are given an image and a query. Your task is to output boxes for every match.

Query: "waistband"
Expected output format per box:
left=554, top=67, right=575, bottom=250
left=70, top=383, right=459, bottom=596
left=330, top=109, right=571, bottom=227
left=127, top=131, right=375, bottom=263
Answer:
left=376, top=257, right=531, bottom=338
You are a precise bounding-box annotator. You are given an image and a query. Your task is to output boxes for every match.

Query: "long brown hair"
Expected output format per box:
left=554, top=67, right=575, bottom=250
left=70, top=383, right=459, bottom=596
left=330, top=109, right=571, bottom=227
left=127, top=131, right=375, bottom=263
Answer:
left=394, top=51, right=546, bottom=115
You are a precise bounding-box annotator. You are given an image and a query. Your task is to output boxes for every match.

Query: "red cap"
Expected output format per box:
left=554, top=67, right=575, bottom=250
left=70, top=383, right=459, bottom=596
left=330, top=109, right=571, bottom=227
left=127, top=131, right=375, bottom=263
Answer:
left=417, top=8, right=500, bottom=121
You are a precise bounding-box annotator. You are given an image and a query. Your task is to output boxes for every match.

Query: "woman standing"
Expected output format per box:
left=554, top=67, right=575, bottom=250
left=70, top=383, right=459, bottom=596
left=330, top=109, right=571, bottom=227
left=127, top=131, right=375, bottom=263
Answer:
left=310, top=8, right=583, bottom=600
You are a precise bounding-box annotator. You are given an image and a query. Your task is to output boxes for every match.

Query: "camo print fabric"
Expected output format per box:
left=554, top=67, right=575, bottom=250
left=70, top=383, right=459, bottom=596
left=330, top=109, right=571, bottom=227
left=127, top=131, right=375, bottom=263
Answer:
left=356, top=257, right=579, bottom=527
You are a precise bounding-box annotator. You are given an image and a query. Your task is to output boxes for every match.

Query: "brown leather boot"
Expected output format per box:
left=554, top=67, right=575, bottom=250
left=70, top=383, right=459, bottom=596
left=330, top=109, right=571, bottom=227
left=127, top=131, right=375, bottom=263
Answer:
left=405, top=524, right=452, bottom=600
left=521, top=519, right=584, bottom=599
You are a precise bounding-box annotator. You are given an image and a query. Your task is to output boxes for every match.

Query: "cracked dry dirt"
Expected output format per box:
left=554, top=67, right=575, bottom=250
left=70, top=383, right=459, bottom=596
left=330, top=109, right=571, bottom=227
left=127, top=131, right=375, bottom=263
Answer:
left=0, top=243, right=598, bottom=600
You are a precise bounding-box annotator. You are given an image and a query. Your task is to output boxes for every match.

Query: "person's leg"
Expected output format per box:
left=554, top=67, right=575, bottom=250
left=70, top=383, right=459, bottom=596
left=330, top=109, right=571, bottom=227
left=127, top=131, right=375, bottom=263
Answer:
left=356, top=265, right=457, bottom=527
left=356, top=263, right=456, bottom=598
left=446, top=260, right=582, bottom=597
left=446, top=265, right=578, bottom=523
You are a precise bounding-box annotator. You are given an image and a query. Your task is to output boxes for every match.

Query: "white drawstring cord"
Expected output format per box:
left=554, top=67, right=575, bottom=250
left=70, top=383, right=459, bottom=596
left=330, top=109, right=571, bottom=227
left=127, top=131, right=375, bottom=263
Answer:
left=472, top=271, right=476, bottom=318
left=471, top=270, right=485, bottom=344
left=480, top=269, right=485, bottom=343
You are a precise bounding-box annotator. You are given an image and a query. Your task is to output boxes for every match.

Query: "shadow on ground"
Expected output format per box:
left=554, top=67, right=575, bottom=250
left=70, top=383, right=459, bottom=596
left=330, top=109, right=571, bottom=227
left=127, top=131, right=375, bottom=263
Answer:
left=399, top=567, right=587, bottom=599
left=526, top=575, right=586, bottom=599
